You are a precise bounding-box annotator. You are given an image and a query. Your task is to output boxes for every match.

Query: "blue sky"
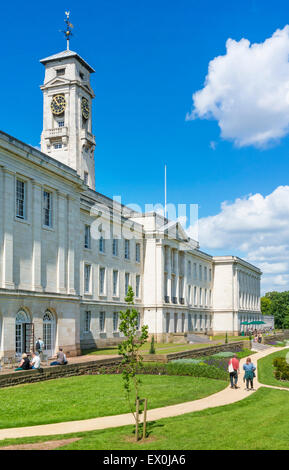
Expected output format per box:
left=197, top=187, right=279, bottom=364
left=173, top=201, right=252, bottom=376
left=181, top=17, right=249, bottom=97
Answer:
left=1, top=0, right=289, bottom=292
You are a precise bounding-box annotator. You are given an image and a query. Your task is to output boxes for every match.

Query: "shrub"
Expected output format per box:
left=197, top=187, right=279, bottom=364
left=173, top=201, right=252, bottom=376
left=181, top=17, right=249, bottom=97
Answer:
left=273, top=357, right=289, bottom=381
left=149, top=336, right=156, bottom=354
left=171, top=359, right=203, bottom=365
left=165, top=362, right=228, bottom=381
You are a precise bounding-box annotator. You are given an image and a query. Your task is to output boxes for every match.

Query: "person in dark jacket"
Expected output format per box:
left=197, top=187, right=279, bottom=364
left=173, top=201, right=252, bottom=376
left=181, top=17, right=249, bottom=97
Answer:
left=243, top=357, right=256, bottom=390
left=15, top=353, right=31, bottom=371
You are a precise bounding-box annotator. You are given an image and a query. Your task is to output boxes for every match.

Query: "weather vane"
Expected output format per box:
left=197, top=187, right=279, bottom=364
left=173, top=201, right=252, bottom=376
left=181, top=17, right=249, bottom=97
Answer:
left=61, top=11, right=74, bottom=50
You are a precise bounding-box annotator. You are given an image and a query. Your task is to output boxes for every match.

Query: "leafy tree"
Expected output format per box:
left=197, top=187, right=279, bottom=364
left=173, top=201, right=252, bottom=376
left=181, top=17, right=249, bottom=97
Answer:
left=260, top=296, right=272, bottom=316
left=261, top=291, right=289, bottom=329
left=118, top=285, right=149, bottom=440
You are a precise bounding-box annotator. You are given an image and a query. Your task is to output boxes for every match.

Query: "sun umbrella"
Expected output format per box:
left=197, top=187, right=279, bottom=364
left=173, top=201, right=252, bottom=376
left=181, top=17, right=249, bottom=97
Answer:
left=240, top=321, right=250, bottom=325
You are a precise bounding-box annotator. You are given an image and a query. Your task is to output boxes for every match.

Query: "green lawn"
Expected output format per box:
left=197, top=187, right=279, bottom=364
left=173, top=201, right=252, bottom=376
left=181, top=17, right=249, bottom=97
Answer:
left=0, top=374, right=226, bottom=429
left=258, top=348, right=289, bottom=388
left=85, top=341, right=236, bottom=356
left=84, top=335, right=250, bottom=357
left=1, top=388, right=289, bottom=450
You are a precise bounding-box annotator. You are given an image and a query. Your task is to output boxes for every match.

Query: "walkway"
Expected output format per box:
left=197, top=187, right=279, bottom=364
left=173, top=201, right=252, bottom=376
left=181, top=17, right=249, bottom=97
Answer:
left=0, top=346, right=287, bottom=441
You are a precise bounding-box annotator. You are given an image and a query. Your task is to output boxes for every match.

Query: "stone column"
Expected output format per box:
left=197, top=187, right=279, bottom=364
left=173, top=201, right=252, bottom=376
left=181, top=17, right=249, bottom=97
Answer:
left=156, top=241, right=164, bottom=304
left=57, top=191, right=67, bottom=293
left=167, top=246, right=171, bottom=302
left=2, top=168, right=15, bottom=289
left=31, top=181, right=42, bottom=291
left=175, top=250, right=179, bottom=303
left=67, top=195, right=76, bottom=295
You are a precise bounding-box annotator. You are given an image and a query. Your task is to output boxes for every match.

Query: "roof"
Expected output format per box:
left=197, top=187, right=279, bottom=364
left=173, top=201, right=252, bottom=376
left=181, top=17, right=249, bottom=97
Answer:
left=40, top=50, right=95, bottom=73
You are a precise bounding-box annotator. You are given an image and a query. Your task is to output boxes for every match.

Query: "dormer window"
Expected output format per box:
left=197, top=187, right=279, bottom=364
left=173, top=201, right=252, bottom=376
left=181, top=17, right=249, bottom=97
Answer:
left=56, top=68, right=65, bottom=76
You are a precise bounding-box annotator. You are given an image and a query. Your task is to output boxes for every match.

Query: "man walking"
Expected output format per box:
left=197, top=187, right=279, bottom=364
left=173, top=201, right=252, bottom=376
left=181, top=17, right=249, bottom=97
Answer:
left=36, top=338, right=44, bottom=361
left=228, top=354, right=240, bottom=389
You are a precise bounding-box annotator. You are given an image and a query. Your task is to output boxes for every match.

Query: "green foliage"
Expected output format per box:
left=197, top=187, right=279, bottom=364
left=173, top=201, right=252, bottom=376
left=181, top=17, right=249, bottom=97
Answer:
left=141, top=361, right=228, bottom=381
left=171, top=358, right=203, bottom=364
left=118, top=285, right=149, bottom=434
left=261, top=296, right=272, bottom=316
left=236, top=348, right=255, bottom=360
left=273, top=356, right=289, bottom=381
left=261, top=291, right=289, bottom=328
left=149, top=336, right=156, bottom=354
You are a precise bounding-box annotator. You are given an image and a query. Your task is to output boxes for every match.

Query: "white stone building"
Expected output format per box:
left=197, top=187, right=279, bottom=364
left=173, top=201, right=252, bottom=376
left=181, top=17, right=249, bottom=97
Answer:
left=0, top=45, right=265, bottom=358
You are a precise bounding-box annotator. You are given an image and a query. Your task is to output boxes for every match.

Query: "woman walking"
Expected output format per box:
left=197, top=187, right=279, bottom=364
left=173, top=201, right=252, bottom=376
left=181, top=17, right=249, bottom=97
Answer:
left=243, top=357, right=256, bottom=391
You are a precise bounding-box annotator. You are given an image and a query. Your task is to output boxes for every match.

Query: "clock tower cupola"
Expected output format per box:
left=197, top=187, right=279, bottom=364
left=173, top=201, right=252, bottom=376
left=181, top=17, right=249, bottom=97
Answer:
left=40, top=13, right=96, bottom=189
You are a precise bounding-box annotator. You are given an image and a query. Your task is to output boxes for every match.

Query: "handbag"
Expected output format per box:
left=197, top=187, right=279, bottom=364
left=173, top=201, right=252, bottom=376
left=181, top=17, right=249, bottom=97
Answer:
left=228, top=362, right=234, bottom=373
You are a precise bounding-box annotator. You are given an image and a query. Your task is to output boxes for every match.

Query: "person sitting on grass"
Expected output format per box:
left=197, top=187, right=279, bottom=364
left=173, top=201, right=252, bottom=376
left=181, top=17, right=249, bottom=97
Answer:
left=50, top=348, right=68, bottom=366
left=15, top=353, right=31, bottom=371
left=243, top=357, right=256, bottom=391
left=30, top=351, right=41, bottom=370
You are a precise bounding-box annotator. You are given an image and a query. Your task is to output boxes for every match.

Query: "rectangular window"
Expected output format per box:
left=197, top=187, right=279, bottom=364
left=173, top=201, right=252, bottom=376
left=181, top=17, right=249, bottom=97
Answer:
left=84, top=264, right=91, bottom=293
left=193, top=263, right=197, bottom=280
left=125, top=273, right=130, bottom=295
left=125, top=239, right=130, bottom=260
left=199, top=265, right=202, bottom=281
left=113, top=312, right=118, bottom=332
left=56, top=68, right=65, bottom=76
left=209, top=268, right=212, bottom=282
left=84, top=225, right=91, bottom=249
left=136, top=243, right=141, bottom=262
left=99, top=267, right=106, bottom=294
left=136, top=275, right=140, bottom=298
left=84, top=311, right=91, bottom=333
left=43, top=191, right=52, bottom=227
left=205, top=288, right=208, bottom=306
left=53, top=142, right=62, bottom=149
left=99, top=312, right=106, bottom=332
left=99, top=236, right=105, bottom=253
left=84, top=172, right=88, bottom=185
left=194, top=286, right=197, bottom=305
left=112, top=239, right=118, bottom=256
left=188, top=285, right=191, bottom=304
left=200, top=287, right=203, bottom=306
left=113, top=270, right=118, bottom=296
left=188, top=261, right=191, bottom=278
left=204, top=267, right=207, bottom=281
left=16, top=179, right=26, bottom=219
left=58, top=121, right=65, bottom=127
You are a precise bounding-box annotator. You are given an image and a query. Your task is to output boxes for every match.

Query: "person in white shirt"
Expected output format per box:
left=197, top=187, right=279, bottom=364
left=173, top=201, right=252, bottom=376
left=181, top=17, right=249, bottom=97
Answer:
left=30, top=352, right=41, bottom=369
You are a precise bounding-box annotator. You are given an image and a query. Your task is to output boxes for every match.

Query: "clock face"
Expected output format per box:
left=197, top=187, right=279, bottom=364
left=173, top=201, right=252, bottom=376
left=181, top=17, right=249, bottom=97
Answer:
left=51, top=95, right=66, bottom=115
left=81, top=97, right=89, bottom=120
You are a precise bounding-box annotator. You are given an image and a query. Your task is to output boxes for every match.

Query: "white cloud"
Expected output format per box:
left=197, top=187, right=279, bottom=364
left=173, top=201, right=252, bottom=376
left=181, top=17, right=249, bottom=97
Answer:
left=187, top=25, right=289, bottom=148
left=188, top=185, right=289, bottom=293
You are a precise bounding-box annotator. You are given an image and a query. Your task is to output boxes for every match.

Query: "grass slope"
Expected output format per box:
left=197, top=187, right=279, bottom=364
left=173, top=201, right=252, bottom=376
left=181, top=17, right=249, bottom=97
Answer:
left=0, top=374, right=226, bottom=429
left=258, top=348, right=289, bottom=388
left=1, top=388, right=289, bottom=450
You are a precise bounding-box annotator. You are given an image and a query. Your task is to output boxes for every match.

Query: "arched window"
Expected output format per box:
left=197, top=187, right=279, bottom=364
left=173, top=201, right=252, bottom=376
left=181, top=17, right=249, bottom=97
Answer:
left=43, top=311, right=56, bottom=357
left=15, top=310, right=30, bottom=355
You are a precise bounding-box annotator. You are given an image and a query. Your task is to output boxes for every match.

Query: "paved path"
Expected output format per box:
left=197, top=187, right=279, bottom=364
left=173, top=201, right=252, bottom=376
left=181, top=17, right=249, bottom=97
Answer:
left=0, top=346, right=288, bottom=441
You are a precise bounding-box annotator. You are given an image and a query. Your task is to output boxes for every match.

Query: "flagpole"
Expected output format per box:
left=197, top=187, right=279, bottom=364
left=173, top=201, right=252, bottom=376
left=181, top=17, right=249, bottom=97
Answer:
left=164, top=164, right=167, bottom=220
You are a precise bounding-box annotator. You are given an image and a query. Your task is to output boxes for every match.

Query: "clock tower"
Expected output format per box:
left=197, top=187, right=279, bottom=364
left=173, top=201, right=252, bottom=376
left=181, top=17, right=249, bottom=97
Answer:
left=40, top=49, right=96, bottom=189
